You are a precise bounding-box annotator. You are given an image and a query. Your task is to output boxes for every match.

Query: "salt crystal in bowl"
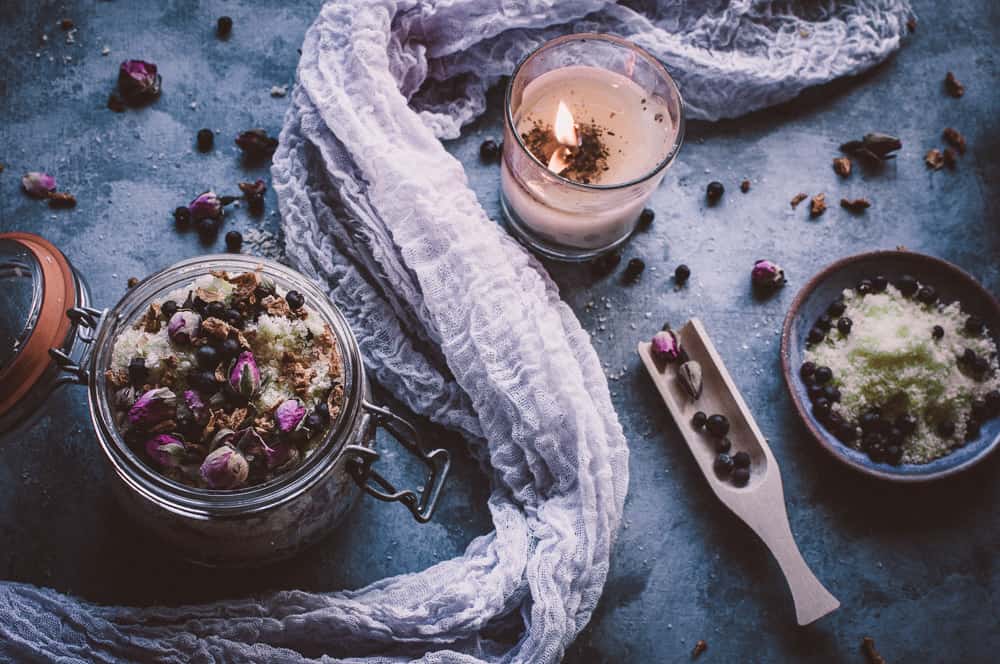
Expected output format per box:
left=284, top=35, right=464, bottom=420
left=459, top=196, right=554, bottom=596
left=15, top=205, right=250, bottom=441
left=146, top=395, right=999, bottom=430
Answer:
left=780, top=250, right=1000, bottom=482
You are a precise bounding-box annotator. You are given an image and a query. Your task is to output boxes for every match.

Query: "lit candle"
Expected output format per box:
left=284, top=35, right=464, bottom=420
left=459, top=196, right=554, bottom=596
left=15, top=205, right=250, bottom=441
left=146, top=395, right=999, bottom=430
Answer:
left=500, top=34, right=684, bottom=261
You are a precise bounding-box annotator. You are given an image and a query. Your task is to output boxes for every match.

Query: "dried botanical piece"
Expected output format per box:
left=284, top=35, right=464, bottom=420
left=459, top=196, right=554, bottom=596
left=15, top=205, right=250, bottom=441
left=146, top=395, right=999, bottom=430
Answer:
left=810, top=193, right=827, bottom=218
left=840, top=133, right=902, bottom=162
left=127, top=277, right=139, bottom=288
left=943, top=148, right=958, bottom=169
left=678, top=361, right=703, bottom=401
left=692, top=640, right=708, bottom=658
left=944, top=71, right=964, bottom=98
left=832, top=156, right=852, bottom=177
left=942, top=127, right=966, bottom=154
left=906, top=17, right=917, bottom=32
left=740, top=179, right=750, bottom=193
left=751, top=259, right=786, bottom=289
left=21, top=172, right=56, bottom=198
left=925, top=149, right=944, bottom=170
left=48, top=192, right=77, bottom=208
left=840, top=198, right=871, bottom=213
left=861, top=636, right=886, bottom=664
left=790, top=192, right=808, bottom=208
left=118, top=60, right=161, bottom=103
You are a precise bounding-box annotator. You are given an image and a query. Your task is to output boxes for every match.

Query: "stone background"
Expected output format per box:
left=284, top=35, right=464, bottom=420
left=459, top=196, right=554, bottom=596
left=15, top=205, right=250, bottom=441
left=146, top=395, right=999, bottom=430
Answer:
left=0, top=1, right=997, bottom=661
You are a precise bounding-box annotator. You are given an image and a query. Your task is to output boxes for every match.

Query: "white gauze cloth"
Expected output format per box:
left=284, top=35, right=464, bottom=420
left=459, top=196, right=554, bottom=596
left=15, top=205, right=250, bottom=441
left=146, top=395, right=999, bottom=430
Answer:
left=0, top=1, right=911, bottom=662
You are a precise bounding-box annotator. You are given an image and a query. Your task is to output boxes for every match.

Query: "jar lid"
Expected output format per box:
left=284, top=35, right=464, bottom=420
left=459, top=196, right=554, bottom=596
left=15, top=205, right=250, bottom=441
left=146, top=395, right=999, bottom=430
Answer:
left=0, top=232, right=79, bottom=422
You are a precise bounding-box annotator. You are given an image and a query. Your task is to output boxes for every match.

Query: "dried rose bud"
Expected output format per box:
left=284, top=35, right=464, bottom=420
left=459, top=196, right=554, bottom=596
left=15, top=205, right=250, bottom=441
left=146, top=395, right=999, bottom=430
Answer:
left=127, top=387, right=177, bottom=428
left=751, top=259, right=786, bottom=289
left=183, top=389, right=207, bottom=422
left=266, top=441, right=299, bottom=470
left=651, top=329, right=682, bottom=363
left=145, top=434, right=186, bottom=468
left=274, top=399, right=306, bottom=433
left=235, top=128, right=278, bottom=159
left=21, top=172, right=56, bottom=198
left=188, top=190, right=223, bottom=221
left=118, top=59, right=161, bottom=102
left=238, top=179, right=266, bottom=211
left=228, top=351, right=261, bottom=400
left=167, top=310, right=201, bottom=344
left=231, top=427, right=265, bottom=455
left=200, top=445, right=249, bottom=489
left=210, top=427, right=236, bottom=451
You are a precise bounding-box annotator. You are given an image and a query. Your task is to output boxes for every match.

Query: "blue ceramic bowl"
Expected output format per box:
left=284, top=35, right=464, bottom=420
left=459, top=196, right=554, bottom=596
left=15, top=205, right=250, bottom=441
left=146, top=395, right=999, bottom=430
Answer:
left=780, top=250, right=1000, bottom=482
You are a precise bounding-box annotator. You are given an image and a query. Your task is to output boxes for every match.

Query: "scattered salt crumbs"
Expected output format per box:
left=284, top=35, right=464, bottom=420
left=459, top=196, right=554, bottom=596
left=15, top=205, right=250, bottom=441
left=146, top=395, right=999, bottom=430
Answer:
left=243, top=227, right=286, bottom=262
left=790, top=192, right=807, bottom=208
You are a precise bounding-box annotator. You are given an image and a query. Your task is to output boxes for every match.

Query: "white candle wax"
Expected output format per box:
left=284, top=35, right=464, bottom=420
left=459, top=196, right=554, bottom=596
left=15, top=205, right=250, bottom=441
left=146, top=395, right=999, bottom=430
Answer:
left=502, top=65, right=677, bottom=252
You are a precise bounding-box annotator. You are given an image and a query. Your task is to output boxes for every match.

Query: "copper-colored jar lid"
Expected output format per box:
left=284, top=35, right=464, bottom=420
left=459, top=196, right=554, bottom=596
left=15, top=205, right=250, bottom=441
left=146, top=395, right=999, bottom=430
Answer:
left=0, top=232, right=78, bottom=422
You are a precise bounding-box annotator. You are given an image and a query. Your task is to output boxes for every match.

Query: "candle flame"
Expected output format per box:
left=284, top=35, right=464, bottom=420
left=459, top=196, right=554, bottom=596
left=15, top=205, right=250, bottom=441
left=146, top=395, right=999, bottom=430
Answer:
left=547, top=100, right=579, bottom=174
left=553, top=100, right=579, bottom=147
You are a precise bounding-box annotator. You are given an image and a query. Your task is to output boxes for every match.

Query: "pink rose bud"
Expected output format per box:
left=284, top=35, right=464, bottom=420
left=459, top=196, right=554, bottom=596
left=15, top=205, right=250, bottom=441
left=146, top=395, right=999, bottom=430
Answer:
left=200, top=445, right=249, bottom=490
left=145, top=434, right=186, bottom=468
left=228, top=351, right=261, bottom=400
left=235, top=128, right=278, bottom=159
left=167, top=310, right=201, bottom=344
left=118, top=59, right=161, bottom=102
left=751, top=259, right=786, bottom=289
left=183, top=389, right=207, bottom=422
left=21, top=172, right=56, bottom=198
left=188, top=190, right=223, bottom=221
left=265, top=441, right=299, bottom=470
left=274, top=399, right=306, bottom=433
left=651, top=329, right=682, bottom=363
left=127, top=387, right=177, bottom=428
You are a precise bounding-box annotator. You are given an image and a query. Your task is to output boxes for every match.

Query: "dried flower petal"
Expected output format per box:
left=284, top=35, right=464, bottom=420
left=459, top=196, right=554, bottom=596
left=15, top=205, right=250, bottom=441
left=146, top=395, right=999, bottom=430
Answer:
left=265, top=441, right=299, bottom=470
left=790, top=192, right=807, bottom=209
left=167, top=310, right=201, bottom=344
left=235, top=129, right=278, bottom=159
left=118, top=60, right=161, bottom=102
left=944, top=71, right=964, bottom=98
left=809, top=193, right=827, bottom=218
left=128, top=387, right=177, bottom=428
left=21, top=172, right=56, bottom=198
left=925, top=149, right=944, bottom=171
left=840, top=133, right=901, bottom=161
left=650, top=329, right=682, bottom=364
left=183, top=389, right=207, bottom=422
left=751, top=259, right=786, bottom=289
left=48, top=192, right=76, bottom=208
left=942, top=127, right=966, bottom=154
left=275, top=399, right=306, bottom=432
left=145, top=434, right=185, bottom=468
left=228, top=351, right=261, bottom=400
left=832, top=157, right=852, bottom=178
left=188, top=190, right=223, bottom=221
left=840, top=198, right=871, bottom=213
left=678, top=361, right=703, bottom=401
left=200, top=445, right=249, bottom=489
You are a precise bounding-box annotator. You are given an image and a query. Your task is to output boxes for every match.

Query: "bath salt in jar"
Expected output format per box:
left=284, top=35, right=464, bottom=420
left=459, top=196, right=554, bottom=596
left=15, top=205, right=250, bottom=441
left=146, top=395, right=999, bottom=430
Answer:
left=0, top=234, right=449, bottom=567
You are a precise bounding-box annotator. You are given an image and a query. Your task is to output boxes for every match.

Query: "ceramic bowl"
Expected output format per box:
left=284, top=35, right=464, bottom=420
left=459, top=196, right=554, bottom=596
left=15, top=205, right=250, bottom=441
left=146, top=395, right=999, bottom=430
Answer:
left=780, top=250, right=1000, bottom=482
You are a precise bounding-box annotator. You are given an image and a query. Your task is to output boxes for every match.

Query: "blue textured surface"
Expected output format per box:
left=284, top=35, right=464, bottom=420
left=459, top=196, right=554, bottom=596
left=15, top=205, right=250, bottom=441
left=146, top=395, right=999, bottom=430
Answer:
left=1, top=1, right=998, bottom=662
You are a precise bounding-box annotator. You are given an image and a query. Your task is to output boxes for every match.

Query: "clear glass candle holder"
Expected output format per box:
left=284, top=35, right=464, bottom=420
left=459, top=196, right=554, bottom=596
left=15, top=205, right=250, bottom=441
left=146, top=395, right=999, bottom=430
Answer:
left=500, top=33, right=685, bottom=261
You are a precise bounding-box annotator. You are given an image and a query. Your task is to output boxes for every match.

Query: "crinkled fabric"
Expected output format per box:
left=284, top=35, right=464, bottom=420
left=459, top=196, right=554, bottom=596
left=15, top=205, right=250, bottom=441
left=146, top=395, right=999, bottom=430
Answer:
left=0, top=1, right=911, bottom=662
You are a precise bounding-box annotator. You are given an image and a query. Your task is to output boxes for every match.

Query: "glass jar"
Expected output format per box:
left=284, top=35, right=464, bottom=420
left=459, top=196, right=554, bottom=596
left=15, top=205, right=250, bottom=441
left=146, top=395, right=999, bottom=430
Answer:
left=0, top=241, right=449, bottom=567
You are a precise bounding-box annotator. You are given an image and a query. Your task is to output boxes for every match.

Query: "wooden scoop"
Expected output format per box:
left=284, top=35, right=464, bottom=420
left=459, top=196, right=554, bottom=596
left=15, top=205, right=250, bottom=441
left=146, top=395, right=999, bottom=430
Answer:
left=638, top=318, right=839, bottom=626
